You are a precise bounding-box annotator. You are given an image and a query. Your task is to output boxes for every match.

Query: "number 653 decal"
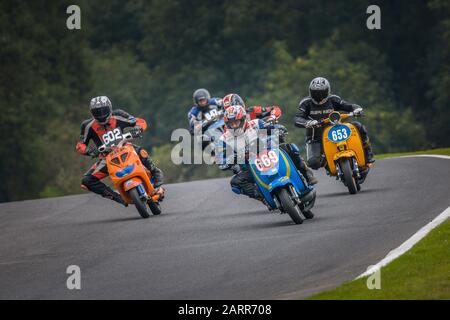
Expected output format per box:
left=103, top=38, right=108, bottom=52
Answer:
left=328, top=124, right=351, bottom=143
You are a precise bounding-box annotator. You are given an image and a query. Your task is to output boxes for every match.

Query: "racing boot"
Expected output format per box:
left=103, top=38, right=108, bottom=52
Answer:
left=149, top=167, right=165, bottom=200
left=150, top=166, right=164, bottom=188
left=102, top=187, right=128, bottom=207
left=304, top=166, right=318, bottom=185
left=287, top=145, right=318, bottom=185
left=299, top=161, right=318, bottom=185
left=140, top=150, right=165, bottom=195
left=154, top=185, right=166, bottom=201
left=363, top=141, right=375, bottom=164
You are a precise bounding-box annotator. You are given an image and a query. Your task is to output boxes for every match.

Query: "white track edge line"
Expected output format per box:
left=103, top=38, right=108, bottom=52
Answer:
left=356, top=154, right=450, bottom=279
left=394, top=154, right=450, bottom=160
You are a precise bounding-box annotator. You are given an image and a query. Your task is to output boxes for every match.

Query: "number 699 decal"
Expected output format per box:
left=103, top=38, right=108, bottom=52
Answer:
left=255, top=150, right=279, bottom=171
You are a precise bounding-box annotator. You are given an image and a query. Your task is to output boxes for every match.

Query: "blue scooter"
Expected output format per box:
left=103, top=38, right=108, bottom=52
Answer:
left=248, top=137, right=316, bottom=224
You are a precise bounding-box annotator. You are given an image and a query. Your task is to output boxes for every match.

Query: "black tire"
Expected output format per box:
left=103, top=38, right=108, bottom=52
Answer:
left=339, top=158, right=358, bottom=194
left=148, top=200, right=162, bottom=215
left=277, top=188, right=303, bottom=224
left=128, top=188, right=150, bottom=219
left=302, top=210, right=314, bottom=219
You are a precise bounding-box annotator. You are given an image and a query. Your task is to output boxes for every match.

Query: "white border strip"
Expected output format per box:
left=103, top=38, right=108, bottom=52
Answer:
left=357, top=154, right=450, bottom=279
left=395, top=154, right=450, bottom=160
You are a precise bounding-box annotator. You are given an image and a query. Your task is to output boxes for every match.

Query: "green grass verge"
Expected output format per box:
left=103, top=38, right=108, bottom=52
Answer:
left=375, top=147, right=450, bottom=159
left=310, top=147, right=450, bottom=299
left=309, top=220, right=450, bottom=299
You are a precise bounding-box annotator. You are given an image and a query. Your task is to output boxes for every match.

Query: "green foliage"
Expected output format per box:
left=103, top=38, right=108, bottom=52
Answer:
left=0, top=0, right=91, bottom=201
left=252, top=38, right=426, bottom=153
left=0, top=0, right=449, bottom=200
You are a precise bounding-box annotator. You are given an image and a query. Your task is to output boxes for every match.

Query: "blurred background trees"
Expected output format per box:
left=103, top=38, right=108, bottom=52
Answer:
left=1, top=0, right=449, bottom=202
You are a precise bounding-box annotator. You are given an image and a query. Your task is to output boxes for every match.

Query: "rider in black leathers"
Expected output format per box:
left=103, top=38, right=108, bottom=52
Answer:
left=294, top=77, right=375, bottom=169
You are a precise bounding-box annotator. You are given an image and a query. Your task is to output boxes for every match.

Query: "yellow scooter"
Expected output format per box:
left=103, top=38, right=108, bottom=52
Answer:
left=318, top=111, right=373, bottom=194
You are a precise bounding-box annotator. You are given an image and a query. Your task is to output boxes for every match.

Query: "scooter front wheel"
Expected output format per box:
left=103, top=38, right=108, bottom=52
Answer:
left=129, top=188, right=150, bottom=219
left=339, top=158, right=358, bottom=194
left=276, top=188, right=303, bottom=224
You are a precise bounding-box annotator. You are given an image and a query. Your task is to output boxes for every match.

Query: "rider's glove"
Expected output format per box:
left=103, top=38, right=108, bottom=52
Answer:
left=86, top=146, right=99, bottom=158
left=305, top=120, right=319, bottom=128
left=218, top=163, right=231, bottom=171
left=130, top=126, right=143, bottom=138
left=276, top=124, right=288, bottom=135
left=266, top=114, right=277, bottom=123
left=353, top=108, right=364, bottom=116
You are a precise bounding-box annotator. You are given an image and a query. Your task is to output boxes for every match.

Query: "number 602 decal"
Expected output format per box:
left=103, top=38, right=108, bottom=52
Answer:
left=102, top=128, right=122, bottom=144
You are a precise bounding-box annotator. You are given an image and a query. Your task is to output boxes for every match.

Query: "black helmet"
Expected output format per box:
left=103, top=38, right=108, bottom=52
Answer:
left=309, top=77, right=330, bottom=104
left=90, top=96, right=112, bottom=124
left=193, top=88, right=211, bottom=108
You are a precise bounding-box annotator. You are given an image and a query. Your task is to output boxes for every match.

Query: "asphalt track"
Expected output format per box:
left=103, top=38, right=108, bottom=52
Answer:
left=0, top=157, right=449, bottom=299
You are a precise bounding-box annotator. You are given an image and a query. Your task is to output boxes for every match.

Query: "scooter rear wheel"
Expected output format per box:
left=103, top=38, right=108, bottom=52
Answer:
left=129, top=188, right=150, bottom=219
left=148, top=200, right=162, bottom=215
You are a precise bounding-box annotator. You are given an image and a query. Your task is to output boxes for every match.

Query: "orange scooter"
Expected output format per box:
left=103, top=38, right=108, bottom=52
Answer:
left=98, top=132, right=162, bottom=218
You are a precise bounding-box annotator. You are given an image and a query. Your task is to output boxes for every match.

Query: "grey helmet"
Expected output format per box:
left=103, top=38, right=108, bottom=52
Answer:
left=309, top=77, right=330, bottom=104
left=193, top=88, right=211, bottom=109
left=90, top=96, right=112, bottom=124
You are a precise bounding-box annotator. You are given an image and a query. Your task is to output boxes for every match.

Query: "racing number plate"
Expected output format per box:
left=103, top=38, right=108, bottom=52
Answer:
left=254, top=150, right=279, bottom=172
left=327, top=124, right=351, bottom=143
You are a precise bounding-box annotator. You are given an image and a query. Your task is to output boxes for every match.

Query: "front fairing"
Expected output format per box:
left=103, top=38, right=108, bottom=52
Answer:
left=249, top=147, right=309, bottom=208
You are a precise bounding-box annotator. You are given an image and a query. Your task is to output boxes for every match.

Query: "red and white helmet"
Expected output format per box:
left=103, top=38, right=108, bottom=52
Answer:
left=223, top=105, right=247, bottom=136
left=222, top=93, right=246, bottom=111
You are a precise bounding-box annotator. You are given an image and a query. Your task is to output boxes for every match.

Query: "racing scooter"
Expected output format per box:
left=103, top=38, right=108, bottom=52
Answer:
left=318, top=111, right=373, bottom=194
left=248, top=130, right=316, bottom=224
left=97, top=132, right=163, bottom=218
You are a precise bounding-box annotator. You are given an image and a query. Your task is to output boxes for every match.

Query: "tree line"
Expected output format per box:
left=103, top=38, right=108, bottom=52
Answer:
left=1, top=0, right=449, bottom=202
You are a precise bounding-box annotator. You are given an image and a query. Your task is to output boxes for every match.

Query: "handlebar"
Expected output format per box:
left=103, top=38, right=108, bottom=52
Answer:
left=315, top=112, right=355, bottom=127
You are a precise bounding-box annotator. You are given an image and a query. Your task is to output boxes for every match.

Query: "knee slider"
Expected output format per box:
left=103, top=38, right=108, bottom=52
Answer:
left=231, top=186, right=241, bottom=195
left=81, top=175, right=98, bottom=189
left=81, top=176, right=91, bottom=190
left=230, top=175, right=240, bottom=187
left=139, top=148, right=149, bottom=159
